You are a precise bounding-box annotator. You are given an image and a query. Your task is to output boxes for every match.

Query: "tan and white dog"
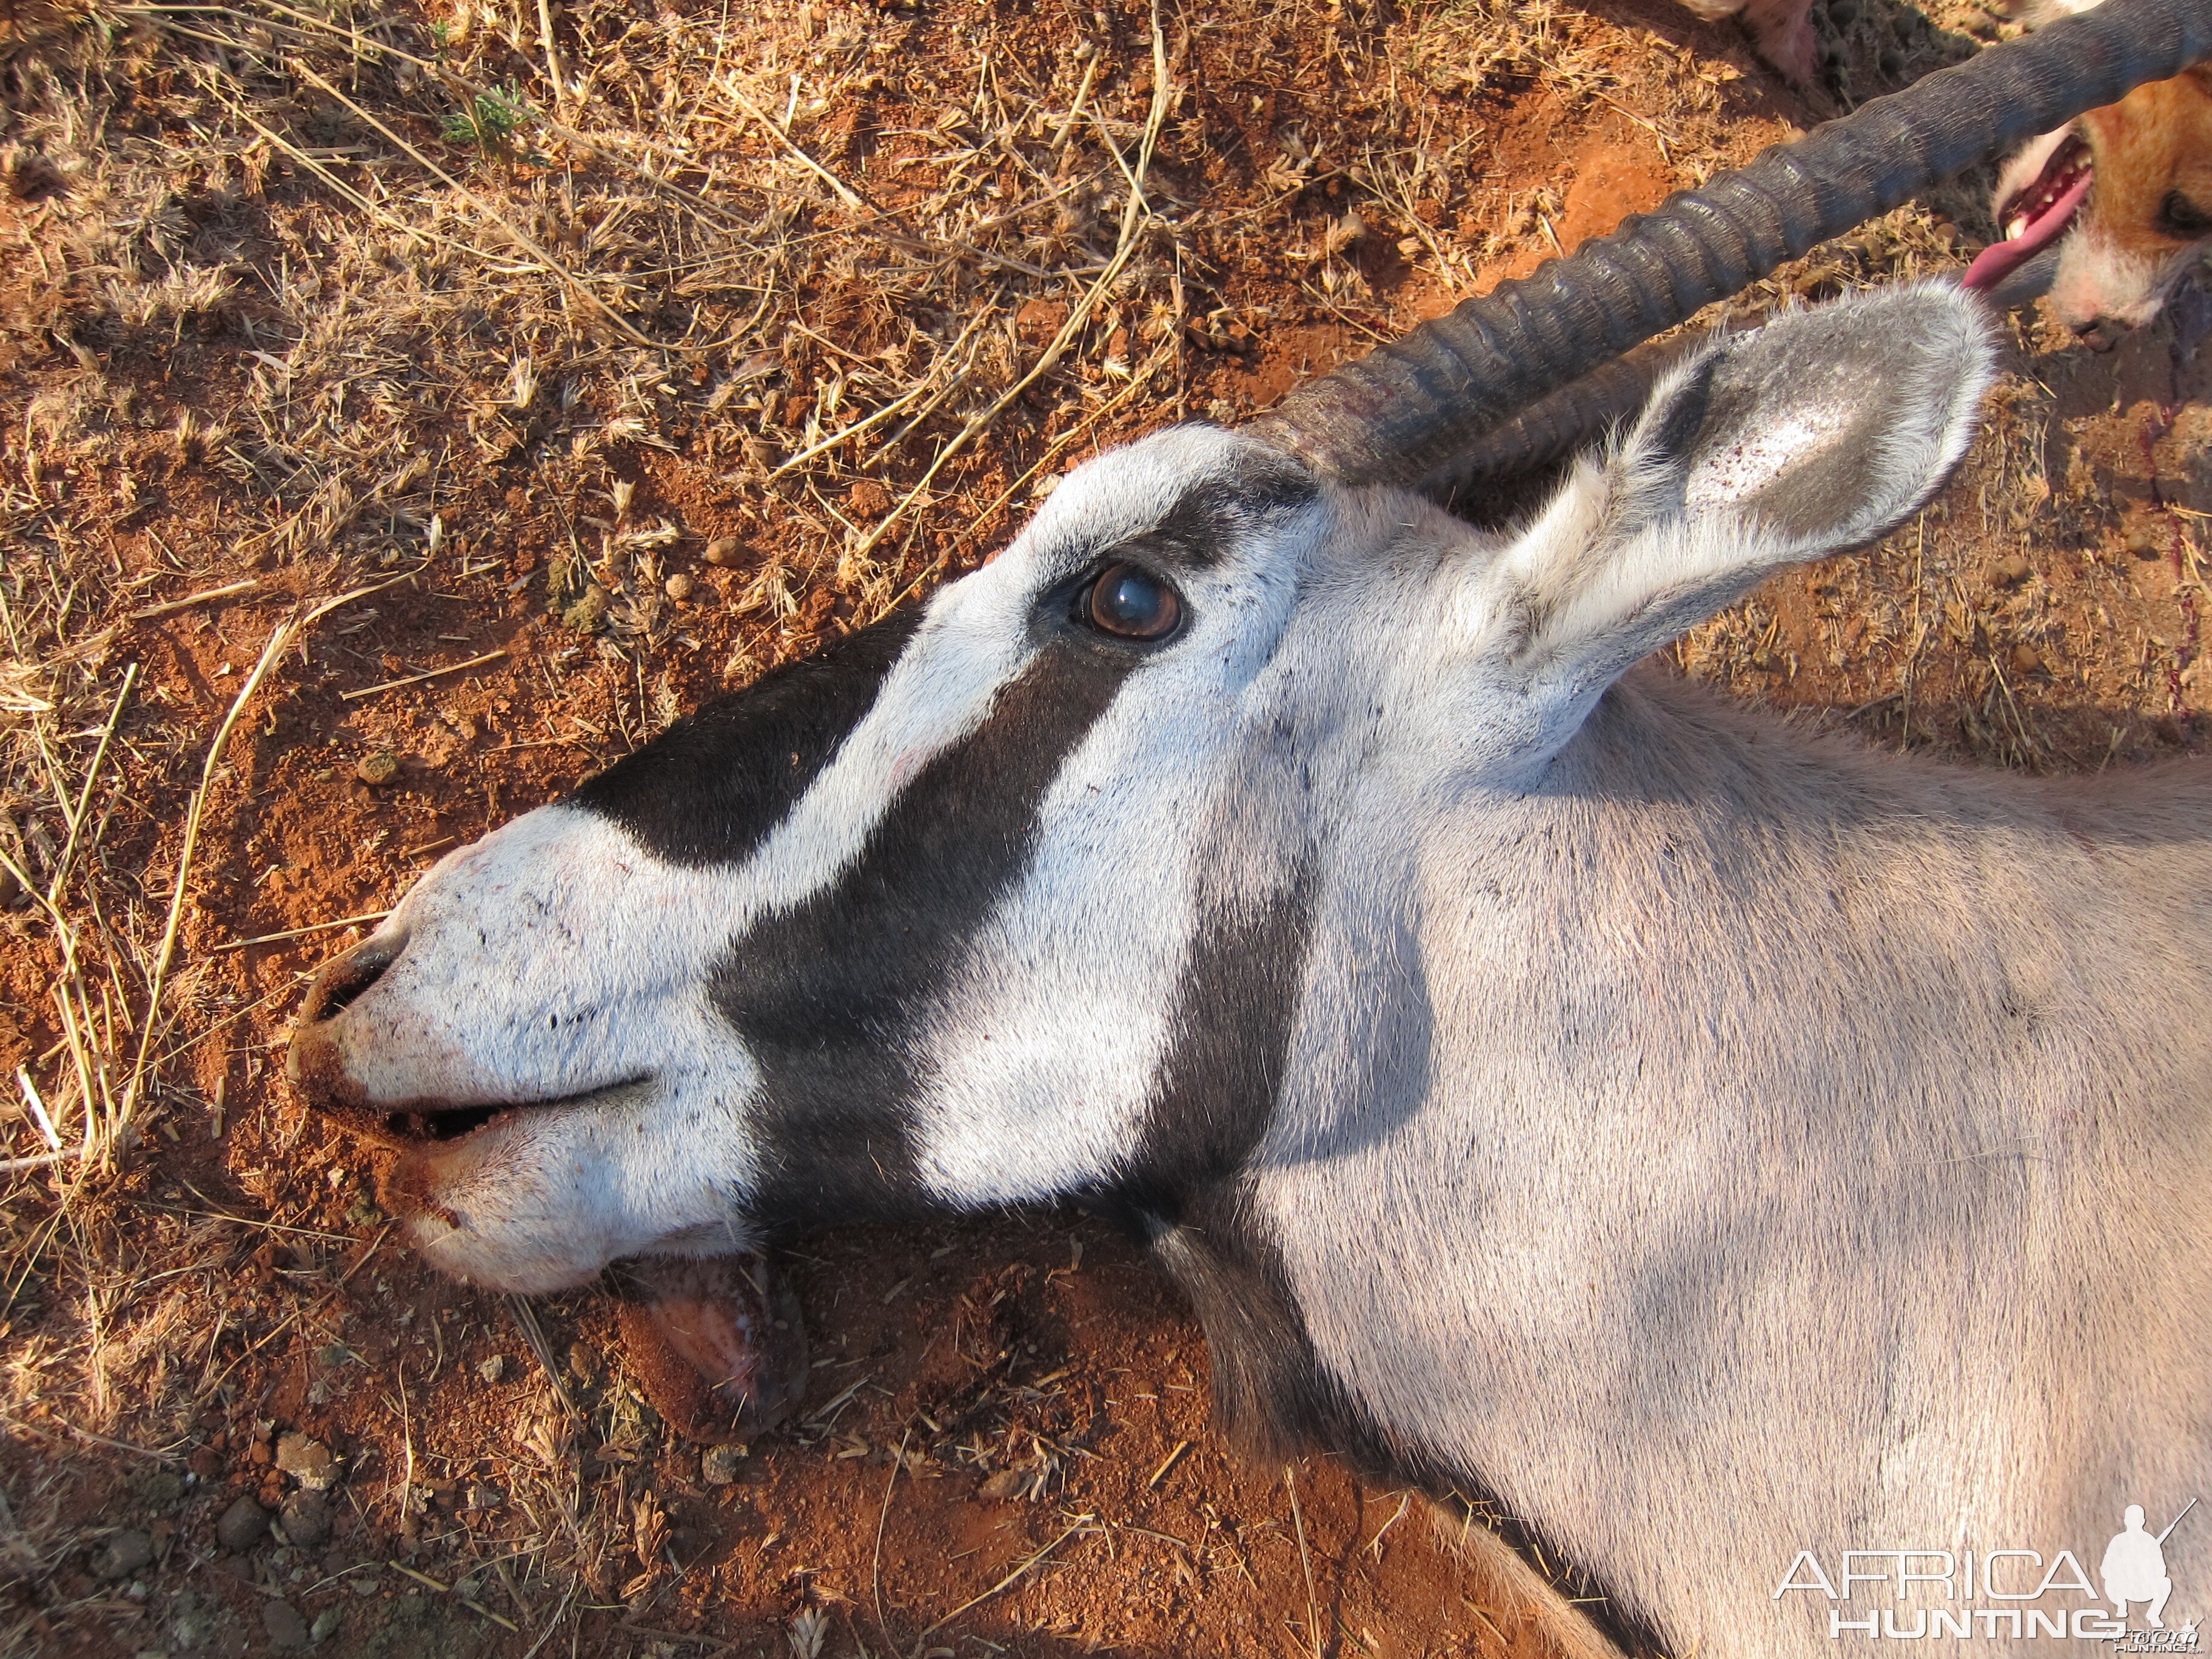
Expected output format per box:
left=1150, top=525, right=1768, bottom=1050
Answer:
left=1966, top=0, right=2212, bottom=345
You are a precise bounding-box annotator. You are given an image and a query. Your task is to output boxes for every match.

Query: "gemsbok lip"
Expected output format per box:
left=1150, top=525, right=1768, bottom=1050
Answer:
left=287, top=1025, right=655, bottom=1148
left=373, top=1075, right=656, bottom=1146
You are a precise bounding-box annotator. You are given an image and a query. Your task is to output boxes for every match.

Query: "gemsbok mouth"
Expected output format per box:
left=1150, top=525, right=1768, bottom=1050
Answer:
left=1965, top=132, right=2094, bottom=292
left=383, top=1101, right=510, bottom=1144
left=375, top=1076, right=655, bottom=1147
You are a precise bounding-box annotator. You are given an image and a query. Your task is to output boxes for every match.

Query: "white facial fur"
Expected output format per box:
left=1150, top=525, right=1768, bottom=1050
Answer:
left=345, top=809, right=764, bottom=1290
left=2048, top=220, right=2184, bottom=330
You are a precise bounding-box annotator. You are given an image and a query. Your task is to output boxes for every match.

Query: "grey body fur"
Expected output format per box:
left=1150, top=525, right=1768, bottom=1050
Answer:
left=1255, top=655, right=2212, bottom=1654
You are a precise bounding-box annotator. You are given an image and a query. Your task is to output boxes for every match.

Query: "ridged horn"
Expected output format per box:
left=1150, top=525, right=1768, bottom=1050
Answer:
left=1245, top=0, right=2212, bottom=488
left=1420, top=337, right=1697, bottom=506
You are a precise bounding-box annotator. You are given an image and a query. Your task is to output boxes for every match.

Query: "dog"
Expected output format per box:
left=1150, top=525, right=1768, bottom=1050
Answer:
left=1965, top=0, right=2212, bottom=346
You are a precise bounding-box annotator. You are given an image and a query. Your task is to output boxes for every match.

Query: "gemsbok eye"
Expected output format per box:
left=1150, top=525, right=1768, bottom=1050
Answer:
left=1080, top=561, right=1182, bottom=641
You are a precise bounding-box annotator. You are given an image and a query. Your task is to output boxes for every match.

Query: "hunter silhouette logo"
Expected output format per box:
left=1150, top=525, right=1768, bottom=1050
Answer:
left=2103, top=1501, right=2191, bottom=1628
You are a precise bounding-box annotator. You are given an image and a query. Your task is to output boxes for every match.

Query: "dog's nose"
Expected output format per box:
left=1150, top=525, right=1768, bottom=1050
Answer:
left=2074, top=316, right=2128, bottom=352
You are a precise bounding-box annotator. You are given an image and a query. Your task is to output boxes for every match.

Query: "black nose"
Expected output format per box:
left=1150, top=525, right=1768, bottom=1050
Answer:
left=2074, top=317, right=2128, bottom=352
left=300, top=930, right=407, bottom=1024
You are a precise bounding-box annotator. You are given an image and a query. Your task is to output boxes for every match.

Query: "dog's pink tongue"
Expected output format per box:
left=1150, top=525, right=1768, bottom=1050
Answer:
left=1962, top=169, right=2092, bottom=292
left=612, top=1256, right=808, bottom=1444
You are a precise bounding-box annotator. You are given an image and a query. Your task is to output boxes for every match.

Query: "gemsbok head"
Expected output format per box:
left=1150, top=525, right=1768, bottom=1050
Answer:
left=289, top=5, right=2212, bottom=1655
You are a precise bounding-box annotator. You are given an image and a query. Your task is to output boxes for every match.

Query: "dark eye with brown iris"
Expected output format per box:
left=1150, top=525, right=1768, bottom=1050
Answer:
left=2157, top=190, right=2212, bottom=240
left=1081, top=561, right=1182, bottom=640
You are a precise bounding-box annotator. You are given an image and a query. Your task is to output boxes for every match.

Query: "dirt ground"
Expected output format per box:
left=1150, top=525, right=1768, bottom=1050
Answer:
left=1, top=0, right=2207, bottom=1655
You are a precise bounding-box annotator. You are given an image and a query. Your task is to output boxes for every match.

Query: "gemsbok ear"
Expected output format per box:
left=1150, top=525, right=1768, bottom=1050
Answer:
left=1459, top=283, right=1994, bottom=726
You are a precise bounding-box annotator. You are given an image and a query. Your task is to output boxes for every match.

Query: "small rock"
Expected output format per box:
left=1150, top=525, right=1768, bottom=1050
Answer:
left=263, top=1598, right=310, bottom=1650
left=278, top=1490, right=331, bottom=1550
left=1991, top=551, right=2031, bottom=585
left=91, top=1529, right=154, bottom=1580
left=275, top=1434, right=337, bottom=1491
left=354, top=752, right=399, bottom=788
left=663, top=572, right=695, bottom=602
left=700, top=1444, right=748, bottom=1485
left=702, top=536, right=744, bottom=568
left=215, top=1496, right=269, bottom=1553
left=475, top=1355, right=506, bottom=1384
left=310, top=1606, right=345, bottom=1644
left=137, top=1470, right=185, bottom=1511
left=187, top=1446, right=223, bottom=1480
left=170, top=1592, right=214, bottom=1649
left=2009, top=643, right=2044, bottom=677
left=847, top=478, right=891, bottom=518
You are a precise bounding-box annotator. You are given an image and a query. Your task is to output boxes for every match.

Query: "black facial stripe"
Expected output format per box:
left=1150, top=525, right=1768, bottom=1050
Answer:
left=1099, top=867, right=1316, bottom=1225
left=571, top=609, right=921, bottom=866
left=716, top=634, right=1141, bottom=1229
left=1147, top=1198, right=1674, bottom=1659
left=1096, top=450, right=1319, bottom=574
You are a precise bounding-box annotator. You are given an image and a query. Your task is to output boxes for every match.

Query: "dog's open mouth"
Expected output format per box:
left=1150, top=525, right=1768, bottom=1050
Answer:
left=1964, top=133, right=2093, bottom=292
